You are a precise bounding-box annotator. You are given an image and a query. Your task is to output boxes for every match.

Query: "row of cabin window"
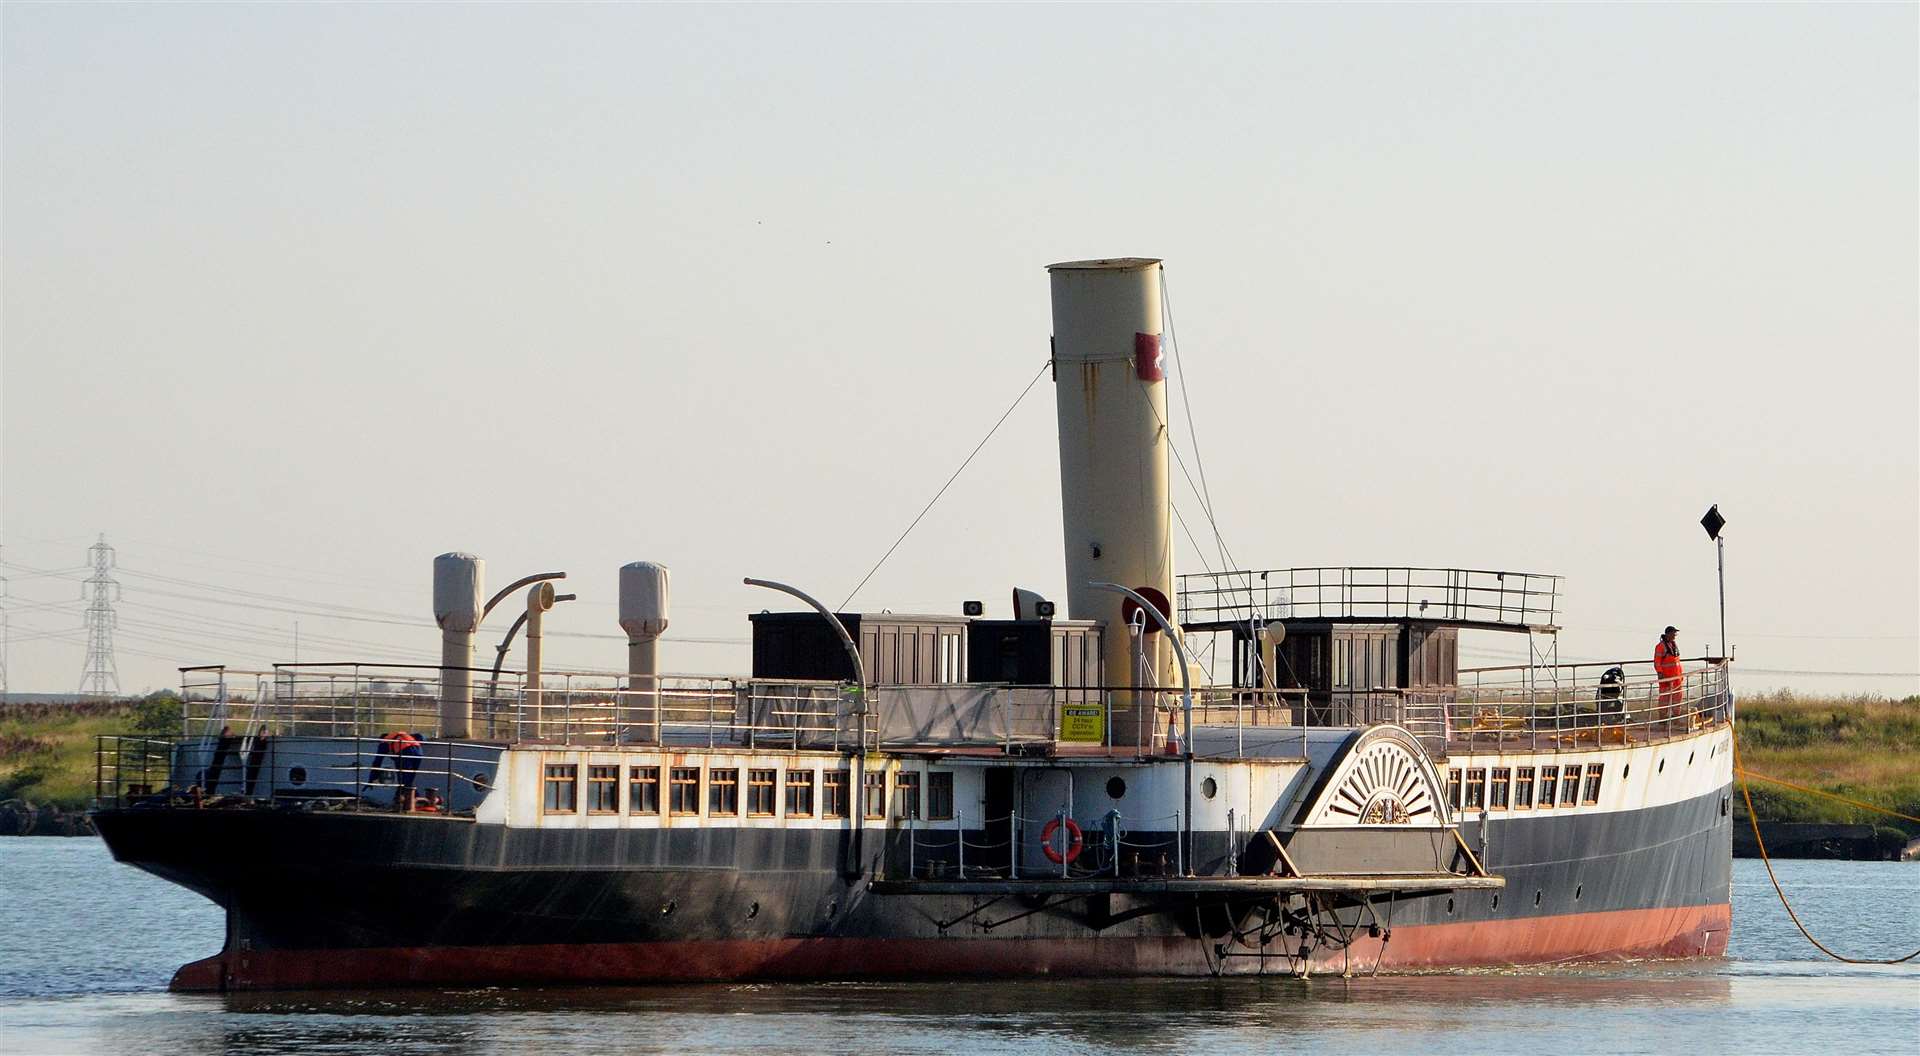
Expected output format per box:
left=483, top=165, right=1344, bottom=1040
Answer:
left=541, top=763, right=956, bottom=821
left=1445, top=763, right=1604, bottom=812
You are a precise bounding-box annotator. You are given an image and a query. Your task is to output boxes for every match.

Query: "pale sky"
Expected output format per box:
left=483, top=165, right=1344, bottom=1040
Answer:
left=3, top=3, right=1915, bottom=698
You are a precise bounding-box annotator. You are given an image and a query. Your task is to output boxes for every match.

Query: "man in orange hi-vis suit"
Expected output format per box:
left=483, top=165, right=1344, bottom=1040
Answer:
left=1654, top=626, right=1684, bottom=717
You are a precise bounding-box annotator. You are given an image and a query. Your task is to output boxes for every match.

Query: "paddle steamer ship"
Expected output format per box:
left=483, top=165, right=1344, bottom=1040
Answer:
left=93, top=259, right=1733, bottom=990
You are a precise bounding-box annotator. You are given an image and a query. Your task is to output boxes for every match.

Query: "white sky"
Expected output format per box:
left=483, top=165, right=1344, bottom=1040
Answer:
left=3, top=3, right=1915, bottom=698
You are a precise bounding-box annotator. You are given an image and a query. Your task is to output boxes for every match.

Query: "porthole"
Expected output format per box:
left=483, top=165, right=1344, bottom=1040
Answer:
left=1201, top=777, right=1218, bottom=800
left=660, top=900, right=677, bottom=916
left=1446, top=898, right=1455, bottom=915
left=747, top=902, right=760, bottom=919
left=1623, top=764, right=1630, bottom=779
left=826, top=900, right=838, bottom=918
left=1658, top=759, right=1665, bottom=774
left=1534, top=890, right=1542, bottom=907
left=1491, top=894, right=1500, bottom=910
left=1106, top=777, right=1127, bottom=800
left=288, top=766, right=307, bottom=786
left=473, top=772, right=490, bottom=791
left=1688, top=752, right=1695, bottom=766
left=1574, top=884, right=1583, bottom=901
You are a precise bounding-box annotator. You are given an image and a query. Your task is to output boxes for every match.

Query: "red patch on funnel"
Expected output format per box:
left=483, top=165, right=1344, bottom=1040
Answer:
left=1120, top=586, right=1172, bottom=632
left=1134, top=332, right=1164, bottom=381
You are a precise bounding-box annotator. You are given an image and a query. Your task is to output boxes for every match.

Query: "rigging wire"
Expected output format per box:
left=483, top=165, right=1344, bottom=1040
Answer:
left=1162, top=272, right=1234, bottom=576
left=838, top=359, right=1051, bottom=612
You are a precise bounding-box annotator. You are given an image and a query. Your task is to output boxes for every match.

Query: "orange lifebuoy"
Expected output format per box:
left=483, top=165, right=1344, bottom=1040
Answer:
left=1040, top=817, right=1084, bottom=864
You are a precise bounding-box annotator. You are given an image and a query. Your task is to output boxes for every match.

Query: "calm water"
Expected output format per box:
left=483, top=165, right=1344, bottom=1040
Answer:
left=0, top=840, right=1914, bottom=1055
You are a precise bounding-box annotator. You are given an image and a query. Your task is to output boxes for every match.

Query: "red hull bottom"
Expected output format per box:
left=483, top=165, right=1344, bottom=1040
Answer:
left=172, top=903, right=1731, bottom=992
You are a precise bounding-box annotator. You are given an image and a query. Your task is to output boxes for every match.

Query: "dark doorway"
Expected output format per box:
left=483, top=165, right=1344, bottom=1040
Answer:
left=984, top=767, right=1016, bottom=864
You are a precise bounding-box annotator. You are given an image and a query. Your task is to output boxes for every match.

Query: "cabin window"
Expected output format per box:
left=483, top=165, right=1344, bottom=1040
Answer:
left=1537, top=766, right=1558, bottom=808
left=1446, top=768, right=1462, bottom=810
left=785, top=768, right=815, bottom=818
left=587, top=765, right=620, bottom=814
left=823, top=769, right=850, bottom=819
left=1489, top=768, right=1511, bottom=811
left=1560, top=765, right=1580, bottom=807
left=863, top=771, right=887, bottom=820
left=1464, top=768, right=1486, bottom=809
left=669, top=766, right=701, bottom=816
left=629, top=766, right=660, bottom=815
left=1582, top=763, right=1604, bottom=805
left=928, top=771, right=954, bottom=820
left=543, top=764, right=578, bottom=814
left=747, top=768, right=778, bottom=817
left=895, top=772, right=921, bottom=820
left=1514, top=767, right=1534, bottom=810
left=710, top=768, right=740, bottom=816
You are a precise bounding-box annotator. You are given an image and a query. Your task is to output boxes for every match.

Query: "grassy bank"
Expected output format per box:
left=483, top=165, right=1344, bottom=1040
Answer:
left=0, top=696, right=179, bottom=809
left=1732, top=691, right=1920, bottom=840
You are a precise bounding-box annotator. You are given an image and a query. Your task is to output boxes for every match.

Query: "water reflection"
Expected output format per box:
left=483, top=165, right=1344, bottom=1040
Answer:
left=124, top=973, right=1738, bottom=1056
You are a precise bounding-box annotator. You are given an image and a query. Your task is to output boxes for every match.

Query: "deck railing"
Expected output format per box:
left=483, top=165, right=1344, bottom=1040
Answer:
left=162, top=655, right=1727, bottom=760
left=1427, top=657, right=1731, bottom=753
left=1177, top=566, right=1562, bottom=630
left=175, top=663, right=869, bottom=751
left=94, top=733, right=504, bottom=815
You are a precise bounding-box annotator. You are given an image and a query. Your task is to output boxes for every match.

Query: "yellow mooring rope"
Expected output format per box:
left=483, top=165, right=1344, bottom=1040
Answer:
left=1732, top=731, right=1920, bottom=964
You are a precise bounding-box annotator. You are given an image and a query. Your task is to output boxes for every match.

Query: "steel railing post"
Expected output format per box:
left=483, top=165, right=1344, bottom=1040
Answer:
left=1009, top=811, right=1018, bottom=881
left=1228, top=807, right=1237, bottom=875
left=1175, top=809, right=1186, bottom=876
left=1107, top=809, right=1121, bottom=877
left=1058, top=806, right=1069, bottom=879
left=957, top=810, right=966, bottom=879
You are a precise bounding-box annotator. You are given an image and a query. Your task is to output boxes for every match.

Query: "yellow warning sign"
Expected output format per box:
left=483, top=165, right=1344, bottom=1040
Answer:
left=1059, top=704, right=1105, bottom=743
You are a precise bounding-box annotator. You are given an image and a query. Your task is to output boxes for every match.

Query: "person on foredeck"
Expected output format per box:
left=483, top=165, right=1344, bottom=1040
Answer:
left=374, top=729, right=424, bottom=809
left=1654, top=626, right=1684, bottom=716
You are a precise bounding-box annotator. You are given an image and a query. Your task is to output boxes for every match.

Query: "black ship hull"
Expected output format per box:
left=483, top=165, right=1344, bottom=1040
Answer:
left=95, top=781, right=1731, bottom=990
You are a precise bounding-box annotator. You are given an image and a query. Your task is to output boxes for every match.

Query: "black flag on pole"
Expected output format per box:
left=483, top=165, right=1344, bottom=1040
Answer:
left=1700, top=504, right=1725, bottom=541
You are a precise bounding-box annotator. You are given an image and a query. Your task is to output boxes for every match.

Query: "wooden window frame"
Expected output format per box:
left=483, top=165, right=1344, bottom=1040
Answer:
left=1537, top=766, right=1558, bottom=809
left=1513, top=766, right=1534, bottom=810
left=1463, top=768, right=1487, bottom=809
left=669, top=766, right=701, bottom=816
left=823, top=769, right=850, bottom=819
left=586, top=764, right=621, bottom=814
left=1581, top=763, right=1604, bottom=805
left=1446, top=768, right=1462, bottom=810
left=629, top=765, right=661, bottom=816
left=747, top=768, right=778, bottom=818
left=1560, top=764, right=1580, bottom=807
left=542, top=763, right=578, bottom=815
left=785, top=768, right=816, bottom=818
left=1489, top=768, right=1511, bottom=811
left=895, top=771, right=921, bottom=821
left=710, top=767, right=740, bottom=817
left=863, top=771, right=887, bottom=820
left=927, top=771, right=954, bottom=821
